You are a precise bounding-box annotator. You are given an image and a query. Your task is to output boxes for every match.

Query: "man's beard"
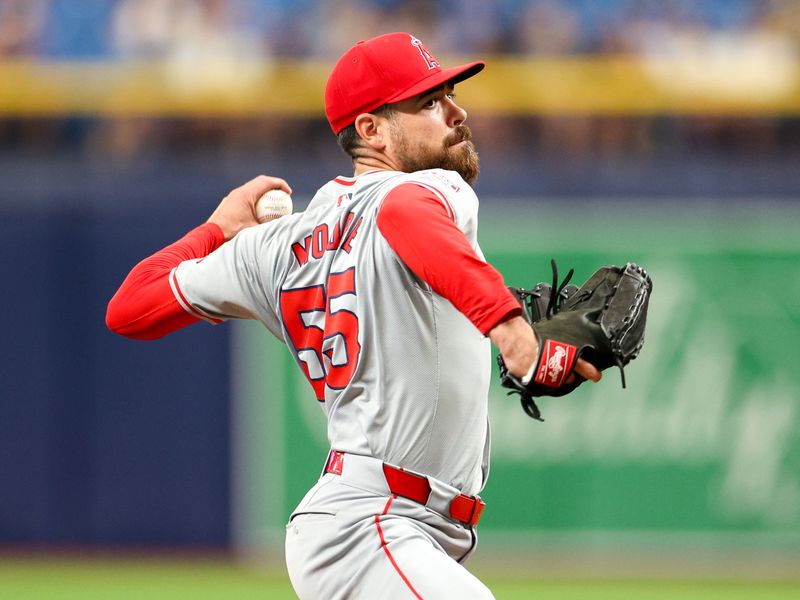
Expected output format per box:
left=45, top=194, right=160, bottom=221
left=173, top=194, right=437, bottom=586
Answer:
left=392, top=124, right=480, bottom=185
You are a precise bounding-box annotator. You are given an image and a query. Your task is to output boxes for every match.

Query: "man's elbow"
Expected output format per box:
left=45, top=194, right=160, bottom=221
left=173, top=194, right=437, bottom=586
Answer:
left=105, top=301, right=163, bottom=341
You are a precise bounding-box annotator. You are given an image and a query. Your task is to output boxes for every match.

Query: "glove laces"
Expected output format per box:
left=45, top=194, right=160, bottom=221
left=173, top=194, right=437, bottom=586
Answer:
left=546, top=258, right=574, bottom=319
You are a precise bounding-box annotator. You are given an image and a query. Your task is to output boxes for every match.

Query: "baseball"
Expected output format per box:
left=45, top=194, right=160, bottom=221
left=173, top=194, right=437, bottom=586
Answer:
left=255, top=189, right=293, bottom=223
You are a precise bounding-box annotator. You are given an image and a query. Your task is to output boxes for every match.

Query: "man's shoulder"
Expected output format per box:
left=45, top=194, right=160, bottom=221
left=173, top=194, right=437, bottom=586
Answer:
left=387, top=170, right=479, bottom=225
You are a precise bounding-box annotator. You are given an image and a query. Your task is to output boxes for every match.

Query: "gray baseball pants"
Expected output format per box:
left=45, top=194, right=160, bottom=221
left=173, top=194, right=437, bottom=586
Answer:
left=285, top=452, right=495, bottom=599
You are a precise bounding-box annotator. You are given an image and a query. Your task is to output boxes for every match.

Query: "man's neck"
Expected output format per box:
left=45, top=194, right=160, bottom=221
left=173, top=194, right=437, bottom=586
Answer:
left=352, top=155, right=400, bottom=177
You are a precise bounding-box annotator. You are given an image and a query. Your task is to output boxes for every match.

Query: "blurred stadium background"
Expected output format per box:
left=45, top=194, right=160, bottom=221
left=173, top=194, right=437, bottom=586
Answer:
left=2, top=1, right=800, bottom=598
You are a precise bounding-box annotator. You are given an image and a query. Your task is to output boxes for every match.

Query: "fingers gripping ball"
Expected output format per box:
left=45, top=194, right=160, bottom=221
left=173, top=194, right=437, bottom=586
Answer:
left=498, top=260, right=653, bottom=421
left=255, top=189, right=293, bottom=223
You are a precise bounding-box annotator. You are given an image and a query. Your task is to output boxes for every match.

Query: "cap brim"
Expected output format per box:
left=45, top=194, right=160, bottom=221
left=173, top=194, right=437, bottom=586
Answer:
left=387, top=61, right=485, bottom=105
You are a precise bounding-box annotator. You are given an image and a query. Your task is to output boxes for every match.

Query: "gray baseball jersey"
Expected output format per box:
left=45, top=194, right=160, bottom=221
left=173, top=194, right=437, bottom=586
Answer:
left=172, top=169, right=491, bottom=495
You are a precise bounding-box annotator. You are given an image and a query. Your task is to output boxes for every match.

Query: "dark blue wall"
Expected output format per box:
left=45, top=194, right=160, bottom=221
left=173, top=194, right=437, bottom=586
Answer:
left=0, top=136, right=354, bottom=546
left=0, top=192, right=231, bottom=546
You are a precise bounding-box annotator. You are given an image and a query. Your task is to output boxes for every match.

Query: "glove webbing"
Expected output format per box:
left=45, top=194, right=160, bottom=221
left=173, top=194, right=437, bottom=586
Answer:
left=511, top=259, right=575, bottom=323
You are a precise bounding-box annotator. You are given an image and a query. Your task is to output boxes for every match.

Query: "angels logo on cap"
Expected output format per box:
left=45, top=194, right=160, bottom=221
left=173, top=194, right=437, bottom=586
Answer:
left=324, top=32, right=485, bottom=135
left=410, top=35, right=440, bottom=70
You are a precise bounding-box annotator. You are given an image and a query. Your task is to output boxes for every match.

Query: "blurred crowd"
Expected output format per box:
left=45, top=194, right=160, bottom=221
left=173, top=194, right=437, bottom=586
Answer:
left=1, top=0, right=799, bottom=183
left=1, top=0, right=799, bottom=59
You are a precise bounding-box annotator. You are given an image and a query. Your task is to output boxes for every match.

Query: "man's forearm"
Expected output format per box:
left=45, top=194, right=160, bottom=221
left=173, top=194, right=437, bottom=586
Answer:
left=106, top=223, right=225, bottom=339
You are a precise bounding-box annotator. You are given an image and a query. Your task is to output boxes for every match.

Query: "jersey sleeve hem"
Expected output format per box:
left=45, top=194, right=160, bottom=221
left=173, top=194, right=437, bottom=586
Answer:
left=473, top=297, right=523, bottom=336
left=169, top=267, right=225, bottom=324
left=106, top=222, right=228, bottom=338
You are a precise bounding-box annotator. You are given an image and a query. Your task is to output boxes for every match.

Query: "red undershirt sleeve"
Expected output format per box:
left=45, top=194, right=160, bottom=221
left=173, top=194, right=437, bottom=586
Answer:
left=376, top=183, right=521, bottom=335
left=106, top=222, right=226, bottom=340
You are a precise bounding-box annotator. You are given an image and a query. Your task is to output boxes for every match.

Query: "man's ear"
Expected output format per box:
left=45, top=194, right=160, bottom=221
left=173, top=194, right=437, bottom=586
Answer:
left=354, top=113, right=388, bottom=150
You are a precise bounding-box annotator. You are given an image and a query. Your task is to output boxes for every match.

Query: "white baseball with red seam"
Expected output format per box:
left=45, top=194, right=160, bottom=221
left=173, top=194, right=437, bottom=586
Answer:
left=255, top=189, right=293, bottom=223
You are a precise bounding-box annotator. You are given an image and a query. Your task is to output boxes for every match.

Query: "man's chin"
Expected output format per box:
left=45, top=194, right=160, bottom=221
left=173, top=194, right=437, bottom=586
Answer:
left=448, top=143, right=479, bottom=186
left=460, top=164, right=479, bottom=186
left=396, top=140, right=479, bottom=185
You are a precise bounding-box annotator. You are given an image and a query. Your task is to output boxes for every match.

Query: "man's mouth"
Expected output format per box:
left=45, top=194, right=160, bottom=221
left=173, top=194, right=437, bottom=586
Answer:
left=447, top=127, right=471, bottom=147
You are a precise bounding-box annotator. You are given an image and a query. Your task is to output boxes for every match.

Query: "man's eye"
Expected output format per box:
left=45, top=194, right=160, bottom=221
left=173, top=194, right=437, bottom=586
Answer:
left=424, top=99, right=437, bottom=108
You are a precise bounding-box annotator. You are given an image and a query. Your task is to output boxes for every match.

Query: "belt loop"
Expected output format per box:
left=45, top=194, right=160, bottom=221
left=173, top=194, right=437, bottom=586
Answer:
left=449, top=494, right=486, bottom=527
left=324, top=450, right=344, bottom=476
left=469, top=497, right=486, bottom=526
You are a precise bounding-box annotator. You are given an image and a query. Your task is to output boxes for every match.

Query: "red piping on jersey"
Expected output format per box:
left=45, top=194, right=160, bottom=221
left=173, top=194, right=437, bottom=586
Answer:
left=376, top=183, right=522, bottom=335
left=169, top=267, right=223, bottom=324
left=374, top=495, right=425, bottom=600
left=333, top=170, right=383, bottom=186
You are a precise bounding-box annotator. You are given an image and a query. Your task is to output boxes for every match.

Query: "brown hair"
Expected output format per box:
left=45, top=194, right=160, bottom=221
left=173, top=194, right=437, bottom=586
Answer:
left=335, top=104, right=397, bottom=159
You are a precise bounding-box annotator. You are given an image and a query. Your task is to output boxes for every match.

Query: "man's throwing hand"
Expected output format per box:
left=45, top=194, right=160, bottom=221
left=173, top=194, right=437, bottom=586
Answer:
left=208, top=175, right=293, bottom=241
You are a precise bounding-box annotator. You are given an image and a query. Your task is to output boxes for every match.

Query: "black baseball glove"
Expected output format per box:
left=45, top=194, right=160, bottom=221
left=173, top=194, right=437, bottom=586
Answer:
left=498, top=260, right=653, bottom=421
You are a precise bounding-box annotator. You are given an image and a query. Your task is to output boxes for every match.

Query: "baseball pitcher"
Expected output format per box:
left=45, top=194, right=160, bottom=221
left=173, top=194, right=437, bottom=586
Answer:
left=107, top=32, right=608, bottom=599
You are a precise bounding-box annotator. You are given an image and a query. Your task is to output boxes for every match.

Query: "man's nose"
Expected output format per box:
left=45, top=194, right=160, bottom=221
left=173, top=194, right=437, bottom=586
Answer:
left=447, top=98, right=467, bottom=127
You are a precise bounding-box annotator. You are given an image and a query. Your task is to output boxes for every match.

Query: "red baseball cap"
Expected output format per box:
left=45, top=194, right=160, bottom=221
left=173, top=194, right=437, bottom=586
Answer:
left=325, top=32, right=485, bottom=134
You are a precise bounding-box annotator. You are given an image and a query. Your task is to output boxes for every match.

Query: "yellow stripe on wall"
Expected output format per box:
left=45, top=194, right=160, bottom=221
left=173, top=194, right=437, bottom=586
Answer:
left=2, top=57, right=799, bottom=117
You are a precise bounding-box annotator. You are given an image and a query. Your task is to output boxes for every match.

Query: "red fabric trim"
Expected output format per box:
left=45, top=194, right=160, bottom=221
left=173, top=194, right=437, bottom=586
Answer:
left=169, top=268, right=223, bottom=324
left=381, top=495, right=395, bottom=516
left=333, top=170, right=382, bottom=186
left=374, top=496, right=425, bottom=600
left=377, top=184, right=521, bottom=334
left=106, top=223, right=225, bottom=339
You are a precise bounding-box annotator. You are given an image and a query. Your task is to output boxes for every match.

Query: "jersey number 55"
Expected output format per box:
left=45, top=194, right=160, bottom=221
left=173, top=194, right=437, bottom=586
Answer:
left=279, top=267, right=361, bottom=401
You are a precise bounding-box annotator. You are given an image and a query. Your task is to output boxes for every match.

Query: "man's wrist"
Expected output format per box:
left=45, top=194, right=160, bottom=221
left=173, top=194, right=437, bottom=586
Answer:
left=203, top=221, right=228, bottom=244
left=521, top=360, right=537, bottom=385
